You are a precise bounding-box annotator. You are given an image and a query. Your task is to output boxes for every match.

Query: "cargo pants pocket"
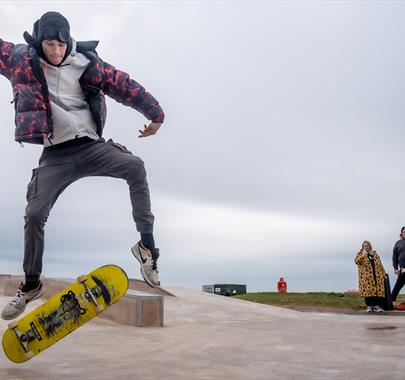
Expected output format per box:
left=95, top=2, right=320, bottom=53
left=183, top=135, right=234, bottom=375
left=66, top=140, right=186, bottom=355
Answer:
left=106, top=138, right=132, bottom=154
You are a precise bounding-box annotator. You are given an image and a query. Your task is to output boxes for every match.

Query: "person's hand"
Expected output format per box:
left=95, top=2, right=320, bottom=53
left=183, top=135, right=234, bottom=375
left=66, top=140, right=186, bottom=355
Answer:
left=395, top=269, right=401, bottom=275
left=138, top=122, right=162, bottom=138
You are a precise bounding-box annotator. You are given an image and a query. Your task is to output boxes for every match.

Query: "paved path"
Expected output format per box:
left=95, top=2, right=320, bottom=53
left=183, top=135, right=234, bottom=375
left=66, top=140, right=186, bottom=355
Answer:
left=1, top=288, right=405, bottom=380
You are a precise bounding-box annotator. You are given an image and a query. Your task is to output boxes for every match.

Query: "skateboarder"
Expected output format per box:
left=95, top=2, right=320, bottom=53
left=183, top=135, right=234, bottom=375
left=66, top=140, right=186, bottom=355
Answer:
left=0, top=11, right=164, bottom=320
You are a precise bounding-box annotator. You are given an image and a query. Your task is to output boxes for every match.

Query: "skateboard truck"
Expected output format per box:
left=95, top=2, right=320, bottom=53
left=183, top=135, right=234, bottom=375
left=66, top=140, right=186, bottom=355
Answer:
left=84, top=287, right=102, bottom=300
left=7, top=321, right=35, bottom=359
left=77, top=275, right=104, bottom=313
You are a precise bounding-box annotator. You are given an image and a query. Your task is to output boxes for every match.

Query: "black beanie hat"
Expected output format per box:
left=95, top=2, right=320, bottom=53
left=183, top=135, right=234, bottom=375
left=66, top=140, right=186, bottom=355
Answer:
left=36, top=11, right=73, bottom=65
left=37, top=11, right=70, bottom=43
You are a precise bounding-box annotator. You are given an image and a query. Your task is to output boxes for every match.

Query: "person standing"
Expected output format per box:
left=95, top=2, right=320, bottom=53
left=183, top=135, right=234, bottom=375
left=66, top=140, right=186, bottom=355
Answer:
left=355, top=241, right=386, bottom=312
left=391, top=227, right=405, bottom=302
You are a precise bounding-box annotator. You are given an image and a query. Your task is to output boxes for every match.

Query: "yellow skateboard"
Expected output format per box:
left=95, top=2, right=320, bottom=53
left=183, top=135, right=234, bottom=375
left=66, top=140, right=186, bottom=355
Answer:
left=2, top=264, right=128, bottom=363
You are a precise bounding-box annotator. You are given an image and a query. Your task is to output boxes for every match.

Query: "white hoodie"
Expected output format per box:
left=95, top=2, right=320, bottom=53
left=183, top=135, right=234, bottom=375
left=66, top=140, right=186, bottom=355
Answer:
left=41, top=39, right=99, bottom=147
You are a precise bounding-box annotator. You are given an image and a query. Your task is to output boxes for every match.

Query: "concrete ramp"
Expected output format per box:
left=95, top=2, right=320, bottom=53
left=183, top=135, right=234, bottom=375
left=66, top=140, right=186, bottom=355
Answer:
left=1, top=284, right=405, bottom=379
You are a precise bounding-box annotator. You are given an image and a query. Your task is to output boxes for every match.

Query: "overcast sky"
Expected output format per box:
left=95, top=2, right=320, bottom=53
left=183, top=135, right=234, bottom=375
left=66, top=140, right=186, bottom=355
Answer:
left=0, top=1, right=404, bottom=292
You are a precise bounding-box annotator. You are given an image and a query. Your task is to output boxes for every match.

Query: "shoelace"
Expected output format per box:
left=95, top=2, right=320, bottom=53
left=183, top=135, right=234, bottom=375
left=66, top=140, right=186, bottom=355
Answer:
left=10, top=289, right=24, bottom=305
left=141, top=248, right=158, bottom=272
left=151, top=255, right=159, bottom=272
left=147, top=256, right=157, bottom=271
left=143, top=251, right=158, bottom=272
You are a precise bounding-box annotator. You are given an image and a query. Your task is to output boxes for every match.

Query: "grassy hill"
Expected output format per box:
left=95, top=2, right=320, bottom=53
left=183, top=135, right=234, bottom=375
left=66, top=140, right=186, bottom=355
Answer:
left=234, top=292, right=405, bottom=311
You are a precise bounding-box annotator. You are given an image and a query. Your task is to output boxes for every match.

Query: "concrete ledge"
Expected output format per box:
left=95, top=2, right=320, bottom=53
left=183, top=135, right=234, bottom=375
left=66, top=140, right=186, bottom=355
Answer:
left=102, top=290, right=164, bottom=327
left=2, top=276, right=164, bottom=327
left=128, top=278, right=175, bottom=297
left=3, top=276, right=24, bottom=297
left=0, top=274, right=12, bottom=295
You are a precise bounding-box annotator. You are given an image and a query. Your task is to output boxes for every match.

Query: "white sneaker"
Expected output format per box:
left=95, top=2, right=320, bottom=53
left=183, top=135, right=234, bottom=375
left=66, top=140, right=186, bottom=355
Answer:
left=373, top=306, right=384, bottom=313
left=366, top=306, right=373, bottom=313
left=131, top=242, right=160, bottom=288
left=1, top=282, right=45, bottom=320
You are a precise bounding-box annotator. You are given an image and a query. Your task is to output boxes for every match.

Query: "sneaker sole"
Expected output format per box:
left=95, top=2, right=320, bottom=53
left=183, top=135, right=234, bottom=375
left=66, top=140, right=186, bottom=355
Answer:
left=131, top=245, right=158, bottom=288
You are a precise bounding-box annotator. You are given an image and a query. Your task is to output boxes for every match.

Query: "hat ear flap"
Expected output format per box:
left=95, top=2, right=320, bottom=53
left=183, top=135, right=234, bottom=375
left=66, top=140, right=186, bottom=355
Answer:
left=23, top=20, right=42, bottom=56
left=23, top=31, right=35, bottom=45
left=32, top=19, right=39, bottom=40
left=23, top=31, right=40, bottom=52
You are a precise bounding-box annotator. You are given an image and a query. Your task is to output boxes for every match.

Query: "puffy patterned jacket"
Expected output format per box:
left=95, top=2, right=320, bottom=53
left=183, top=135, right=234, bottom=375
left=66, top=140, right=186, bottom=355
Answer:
left=0, top=33, right=165, bottom=144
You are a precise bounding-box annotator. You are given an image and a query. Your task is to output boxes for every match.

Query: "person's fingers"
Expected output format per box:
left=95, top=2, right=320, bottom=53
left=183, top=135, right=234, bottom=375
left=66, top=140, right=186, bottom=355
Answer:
left=138, top=129, right=147, bottom=138
left=138, top=123, right=160, bottom=138
left=138, top=129, right=155, bottom=138
left=146, top=128, right=157, bottom=135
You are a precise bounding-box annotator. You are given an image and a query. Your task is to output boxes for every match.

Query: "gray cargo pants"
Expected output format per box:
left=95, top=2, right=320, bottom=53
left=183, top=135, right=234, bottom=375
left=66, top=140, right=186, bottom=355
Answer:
left=23, top=137, right=154, bottom=281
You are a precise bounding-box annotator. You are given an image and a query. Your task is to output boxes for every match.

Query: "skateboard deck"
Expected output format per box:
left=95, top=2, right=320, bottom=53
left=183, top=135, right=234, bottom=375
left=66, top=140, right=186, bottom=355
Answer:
left=2, top=264, right=128, bottom=363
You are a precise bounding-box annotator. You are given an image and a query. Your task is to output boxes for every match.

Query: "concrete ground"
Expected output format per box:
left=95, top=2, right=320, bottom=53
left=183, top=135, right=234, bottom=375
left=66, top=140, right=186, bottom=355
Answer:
left=1, top=287, right=405, bottom=380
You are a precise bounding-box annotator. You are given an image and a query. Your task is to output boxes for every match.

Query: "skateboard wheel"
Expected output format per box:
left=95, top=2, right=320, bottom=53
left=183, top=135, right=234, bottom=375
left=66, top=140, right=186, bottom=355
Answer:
left=77, top=275, right=88, bottom=283
left=25, top=351, right=34, bottom=360
left=95, top=305, right=104, bottom=313
left=8, top=321, right=18, bottom=330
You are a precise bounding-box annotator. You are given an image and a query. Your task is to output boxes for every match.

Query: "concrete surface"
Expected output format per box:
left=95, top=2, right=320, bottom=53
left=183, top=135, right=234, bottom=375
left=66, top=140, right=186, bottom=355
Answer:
left=1, top=287, right=405, bottom=380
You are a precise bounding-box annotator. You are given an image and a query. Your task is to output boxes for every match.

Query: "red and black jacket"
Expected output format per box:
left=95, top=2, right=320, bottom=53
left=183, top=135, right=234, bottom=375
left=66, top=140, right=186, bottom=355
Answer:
left=0, top=33, right=165, bottom=144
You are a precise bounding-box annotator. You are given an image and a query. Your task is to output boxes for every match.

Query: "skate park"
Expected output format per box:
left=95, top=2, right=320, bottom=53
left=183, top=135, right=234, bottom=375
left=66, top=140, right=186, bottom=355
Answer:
left=1, top=1, right=405, bottom=379
left=1, top=274, right=405, bottom=380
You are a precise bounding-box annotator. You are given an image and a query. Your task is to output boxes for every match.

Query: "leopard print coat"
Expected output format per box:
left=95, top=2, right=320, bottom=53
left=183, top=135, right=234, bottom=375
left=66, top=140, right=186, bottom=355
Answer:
left=355, top=251, right=386, bottom=297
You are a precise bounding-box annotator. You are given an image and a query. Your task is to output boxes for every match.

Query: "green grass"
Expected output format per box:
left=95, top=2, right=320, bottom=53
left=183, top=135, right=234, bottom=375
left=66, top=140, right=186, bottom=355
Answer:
left=234, top=292, right=405, bottom=310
